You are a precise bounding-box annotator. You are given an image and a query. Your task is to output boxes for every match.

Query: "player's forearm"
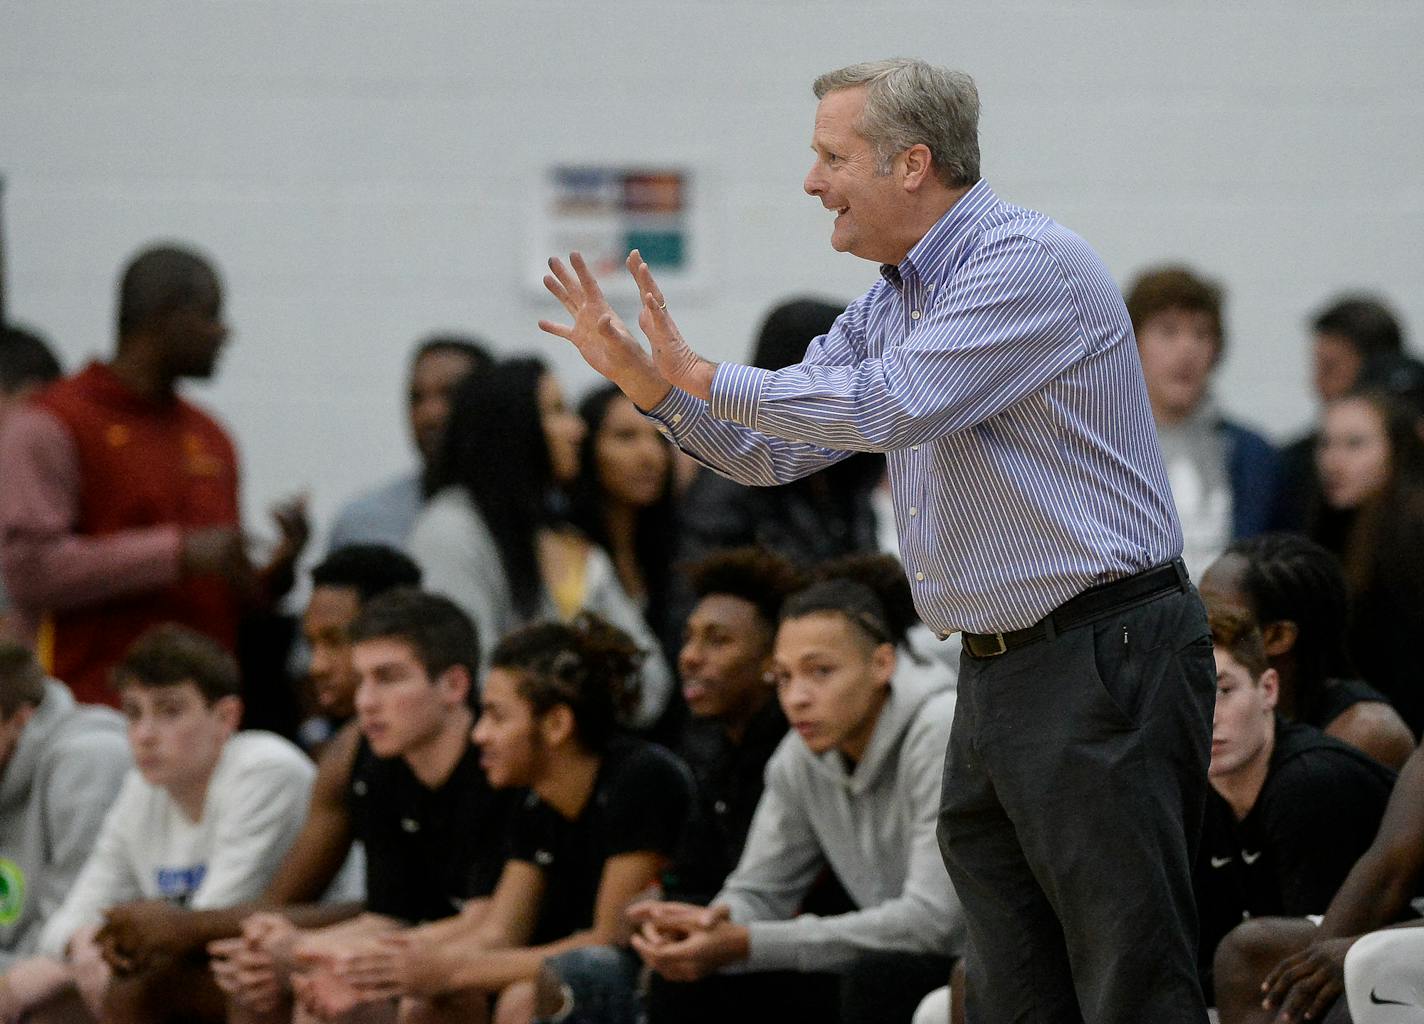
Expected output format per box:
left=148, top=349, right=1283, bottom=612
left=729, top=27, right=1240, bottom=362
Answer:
left=1320, top=852, right=1417, bottom=938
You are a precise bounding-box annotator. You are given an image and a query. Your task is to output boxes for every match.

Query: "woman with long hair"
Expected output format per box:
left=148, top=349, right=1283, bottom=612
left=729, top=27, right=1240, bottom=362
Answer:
left=1308, top=389, right=1424, bottom=736
left=568, top=384, right=676, bottom=654
left=409, top=357, right=672, bottom=727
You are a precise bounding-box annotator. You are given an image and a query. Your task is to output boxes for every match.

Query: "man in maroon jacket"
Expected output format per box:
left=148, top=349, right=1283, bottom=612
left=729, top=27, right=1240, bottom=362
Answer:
left=0, top=244, right=305, bottom=705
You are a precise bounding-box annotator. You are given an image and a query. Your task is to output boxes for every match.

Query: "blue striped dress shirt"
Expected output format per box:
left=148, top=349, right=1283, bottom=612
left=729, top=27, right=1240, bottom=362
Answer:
left=649, top=180, right=1183, bottom=634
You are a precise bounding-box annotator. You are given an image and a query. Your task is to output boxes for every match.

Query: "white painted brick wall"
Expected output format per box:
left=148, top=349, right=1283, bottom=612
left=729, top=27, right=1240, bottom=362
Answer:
left=2, top=2, right=1421, bottom=558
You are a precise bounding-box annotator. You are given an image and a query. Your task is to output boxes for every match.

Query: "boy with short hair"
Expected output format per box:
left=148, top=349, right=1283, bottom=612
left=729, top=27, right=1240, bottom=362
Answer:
left=1195, top=605, right=1395, bottom=1003
left=212, top=588, right=510, bottom=1022
left=0, top=624, right=314, bottom=1020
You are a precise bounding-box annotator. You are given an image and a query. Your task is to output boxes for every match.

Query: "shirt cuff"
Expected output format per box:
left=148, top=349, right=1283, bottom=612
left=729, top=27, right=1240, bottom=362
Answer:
left=644, top=386, right=708, bottom=444
left=709, top=363, right=772, bottom=431
left=744, top=920, right=808, bottom=972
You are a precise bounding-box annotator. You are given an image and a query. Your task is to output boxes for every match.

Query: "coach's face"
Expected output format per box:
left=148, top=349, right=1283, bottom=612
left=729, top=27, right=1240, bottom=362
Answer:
left=804, top=87, right=913, bottom=265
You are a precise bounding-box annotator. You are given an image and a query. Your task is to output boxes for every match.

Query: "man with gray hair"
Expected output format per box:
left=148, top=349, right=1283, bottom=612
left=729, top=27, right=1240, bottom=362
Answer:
left=543, top=58, right=1213, bottom=1023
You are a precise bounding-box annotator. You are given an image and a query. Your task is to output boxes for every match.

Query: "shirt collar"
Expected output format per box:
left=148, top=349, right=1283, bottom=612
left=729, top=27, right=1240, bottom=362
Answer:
left=879, top=178, right=998, bottom=290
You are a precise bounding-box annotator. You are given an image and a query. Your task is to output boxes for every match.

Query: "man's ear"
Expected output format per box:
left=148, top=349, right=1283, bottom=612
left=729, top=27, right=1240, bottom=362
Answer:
left=540, top=704, right=576, bottom=749
left=436, top=664, right=473, bottom=708
left=1259, top=668, right=1281, bottom=711
left=871, top=642, right=897, bottom=689
left=1261, top=620, right=1298, bottom=658
left=213, top=694, right=243, bottom=732
left=900, top=144, right=934, bottom=192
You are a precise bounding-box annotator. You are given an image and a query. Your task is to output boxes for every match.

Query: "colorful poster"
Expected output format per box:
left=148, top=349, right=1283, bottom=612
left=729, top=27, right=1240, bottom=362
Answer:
left=532, top=165, right=702, bottom=296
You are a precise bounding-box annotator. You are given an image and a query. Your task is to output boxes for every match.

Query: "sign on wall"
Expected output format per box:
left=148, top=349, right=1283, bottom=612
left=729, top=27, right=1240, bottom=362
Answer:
left=530, top=165, right=704, bottom=297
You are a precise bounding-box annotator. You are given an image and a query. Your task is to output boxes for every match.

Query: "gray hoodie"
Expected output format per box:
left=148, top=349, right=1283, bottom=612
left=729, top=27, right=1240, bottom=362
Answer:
left=0, top=680, right=129, bottom=967
left=715, top=675, right=962, bottom=973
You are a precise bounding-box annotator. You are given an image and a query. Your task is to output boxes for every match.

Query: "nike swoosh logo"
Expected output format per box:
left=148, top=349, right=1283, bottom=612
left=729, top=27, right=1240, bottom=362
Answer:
left=1242, top=850, right=1262, bottom=864
left=1371, top=988, right=1411, bottom=1007
left=1210, top=856, right=1232, bottom=868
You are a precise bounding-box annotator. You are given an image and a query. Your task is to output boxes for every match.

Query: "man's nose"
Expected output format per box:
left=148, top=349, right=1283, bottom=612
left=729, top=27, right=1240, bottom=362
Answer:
left=804, top=164, right=824, bottom=196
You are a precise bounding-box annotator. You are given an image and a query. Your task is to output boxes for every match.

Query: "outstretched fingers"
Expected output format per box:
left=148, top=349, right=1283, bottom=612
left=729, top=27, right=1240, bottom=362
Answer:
left=569, top=251, right=607, bottom=304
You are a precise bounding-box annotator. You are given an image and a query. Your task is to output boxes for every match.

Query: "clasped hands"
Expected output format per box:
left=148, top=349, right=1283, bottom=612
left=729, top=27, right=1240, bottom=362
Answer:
left=218, top=921, right=444, bottom=1021
left=627, top=901, right=750, bottom=983
left=538, top=250, right=717, bottom=410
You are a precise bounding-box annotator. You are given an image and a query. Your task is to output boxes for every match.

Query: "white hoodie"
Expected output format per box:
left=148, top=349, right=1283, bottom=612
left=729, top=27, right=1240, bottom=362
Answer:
left=36, top=730, right=314, bottom=955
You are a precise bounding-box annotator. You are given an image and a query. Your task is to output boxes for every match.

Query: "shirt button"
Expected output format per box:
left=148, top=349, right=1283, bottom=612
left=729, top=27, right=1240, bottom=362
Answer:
left=911, top=445, right=919, bottom=451
left=671, top=413, right=683, bottom=424
left=915, top=572, right=926, bottom=582
left=401, top=818, right=420, bottom=833
left=714, top=800, right=728, bottom=815
left=910, top=310, right=922, bottom=319
left=909, top=507, right=918, bottom=516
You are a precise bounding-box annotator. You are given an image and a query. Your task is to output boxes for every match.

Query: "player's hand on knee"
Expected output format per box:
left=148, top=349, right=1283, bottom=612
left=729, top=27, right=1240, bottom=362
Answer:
left=1261, top=937, right=1354, bottom=1022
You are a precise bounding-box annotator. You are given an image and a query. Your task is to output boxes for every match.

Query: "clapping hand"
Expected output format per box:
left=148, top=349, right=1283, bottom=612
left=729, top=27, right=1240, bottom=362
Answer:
left=539, top=250, right=716, bottom=408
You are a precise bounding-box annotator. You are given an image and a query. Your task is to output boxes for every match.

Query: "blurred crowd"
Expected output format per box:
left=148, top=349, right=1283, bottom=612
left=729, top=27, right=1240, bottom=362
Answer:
left=0, top=243, right=1420, bottom=1024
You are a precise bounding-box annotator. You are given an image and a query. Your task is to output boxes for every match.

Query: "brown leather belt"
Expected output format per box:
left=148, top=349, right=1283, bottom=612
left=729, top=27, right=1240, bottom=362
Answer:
left=961, top=559, right=1190, bottom=658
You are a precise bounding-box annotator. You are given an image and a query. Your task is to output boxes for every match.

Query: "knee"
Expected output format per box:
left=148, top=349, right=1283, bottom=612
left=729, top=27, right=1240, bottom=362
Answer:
left=543, top=945, right=631, bottom=991
left=533, top=964, right=570, bottom=1020
left=1216, top=918, right=1288, bottom=984
left=1213, top=917, right=1312, bottom=1017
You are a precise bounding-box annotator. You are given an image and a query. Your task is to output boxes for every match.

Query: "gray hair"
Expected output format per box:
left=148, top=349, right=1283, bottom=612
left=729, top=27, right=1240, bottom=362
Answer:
left=812, top=59, right=980, bottom=188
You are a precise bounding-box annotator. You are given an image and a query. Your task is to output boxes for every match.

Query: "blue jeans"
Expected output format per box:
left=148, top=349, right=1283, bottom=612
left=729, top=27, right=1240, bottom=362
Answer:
left=538, top=945, right=644, bottom=1024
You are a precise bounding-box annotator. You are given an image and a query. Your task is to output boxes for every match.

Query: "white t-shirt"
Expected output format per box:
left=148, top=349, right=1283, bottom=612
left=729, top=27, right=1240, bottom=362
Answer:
left=37, top=730, right=315, bottom=955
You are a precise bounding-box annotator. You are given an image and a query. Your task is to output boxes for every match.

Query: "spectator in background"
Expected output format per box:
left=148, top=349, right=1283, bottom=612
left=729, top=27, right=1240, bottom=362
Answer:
left=0, top=644, right=129, bottom=972
left=1273, top=295, right=1406, bottom=531
left=327, top=335, right=491, bottom=553
left=0, top=244, right=309, bottom=707
left=295, top=544, right=422, bottom=752
left=1124, top=266, right=1277, bottom=579
left=1213, top=744, right=1424, bottom=1024
left=0, top=625, right=314, bottom=1022
left=209, top=589, right=511, bottom=1024
left=660, top=548, right=804, bottom=910
left=301, top=614, right=692, bottom=1024
left=631, top=558, right=960, bottom=1024
left=1198, top=533, right=1414, bottom=769
left=410, top=356, right=673, bottom=728
left=90, top=550, right=420, bottom=1024
left=0, top=325, right=62, bottom=635
left=676, top=298, right=884, bottom=571
left=1310, top=390, right=1424, bottom=736
left=569, top=384, right=677, bottom=661
left=0, top=324, right=61, bottom=439
left=1193, top=606, right=1395, bottom=1005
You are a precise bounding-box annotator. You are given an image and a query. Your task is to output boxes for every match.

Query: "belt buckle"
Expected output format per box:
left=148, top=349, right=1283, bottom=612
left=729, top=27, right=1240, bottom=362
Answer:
left=981, top=632, right=1007, bottom=657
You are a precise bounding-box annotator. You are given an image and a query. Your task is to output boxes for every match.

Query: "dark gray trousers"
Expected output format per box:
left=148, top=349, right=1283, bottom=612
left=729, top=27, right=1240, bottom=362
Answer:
left=938, top=586, right=1216, bottom=1024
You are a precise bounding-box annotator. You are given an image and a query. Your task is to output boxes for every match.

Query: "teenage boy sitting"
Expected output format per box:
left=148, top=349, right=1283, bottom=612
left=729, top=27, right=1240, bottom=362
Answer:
left=1195, top=605, right=1395, bottom=1005
left=0, top=624, right=314, bottom=1022
left=210, top=588, right=510, bottom=1023
left=90, top=545, right=422, bottom=1023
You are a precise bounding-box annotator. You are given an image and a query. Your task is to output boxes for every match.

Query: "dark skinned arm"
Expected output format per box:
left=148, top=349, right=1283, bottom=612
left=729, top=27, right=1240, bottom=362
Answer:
left=1260, top=741, right=1424, bottom=1021
left=1325, top=701, right=1416, bottom=772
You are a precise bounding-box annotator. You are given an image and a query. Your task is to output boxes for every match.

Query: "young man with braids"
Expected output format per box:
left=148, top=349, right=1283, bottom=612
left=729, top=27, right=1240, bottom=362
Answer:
left=1199, top=533, right=1413, bottom=769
